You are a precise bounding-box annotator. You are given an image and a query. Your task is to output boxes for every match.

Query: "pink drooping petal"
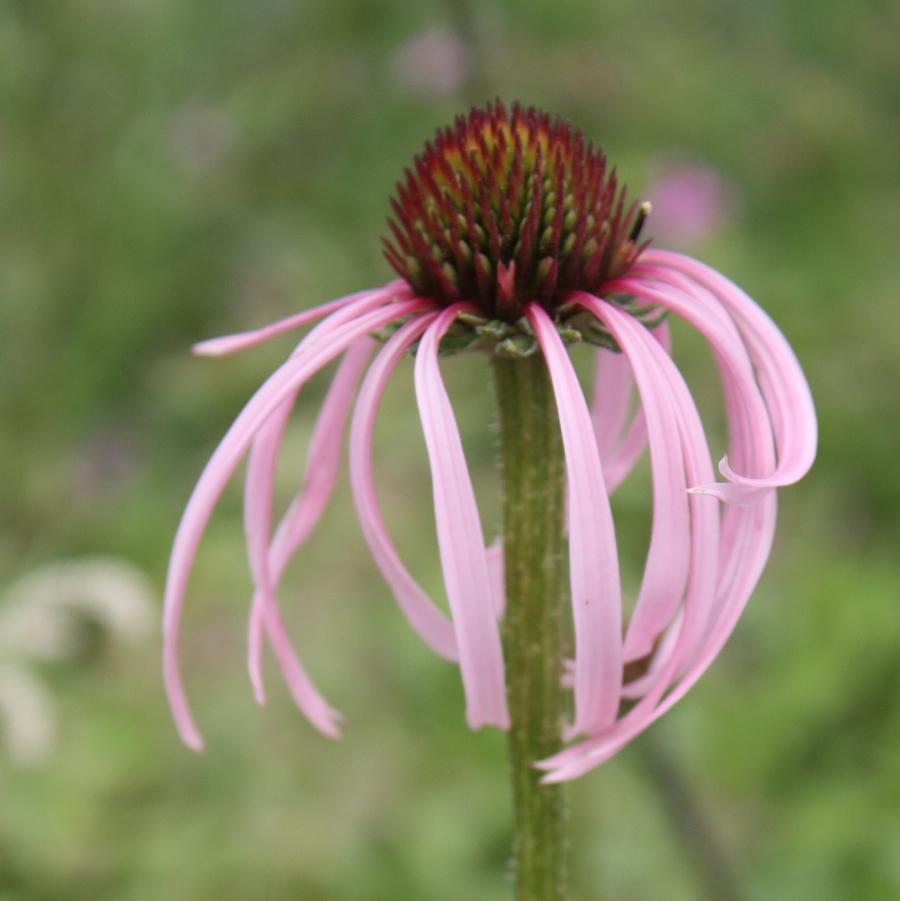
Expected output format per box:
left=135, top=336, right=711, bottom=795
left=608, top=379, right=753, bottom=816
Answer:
left=599, top=324, right=672, bottom=494
left=540, top=300, right=722, bottom=781
left=638, top=250, right=817, bottom=498
left=244, top=340, right=373, bottom=736
left=243, top=309, right=382, bottom=700
left=414, top=305, right=509, bottom=730
left=348, top=315, right=458, bottom=660
left=246, top=342, right=374, bottom=697
left=193, top=281, right=410, bottom=357
left=627, top=274, right=779, bottom=620
left=527, top=303, right=622, bottom=735
left=269, top=341, right=375, bottom=572
left=607, top=273, right=775, bottom=499
left=619, top=609, right=682, bottom=700
left=587, top=299, right=716, bottom=681
left=577, top=297, right=691, bottom=663
left=590, top=348, right=633, bottom=459
left=254, top=599, right=345, bottom=739
left=606, top=273, right=778, bottom=666
left=541, top=276, right=783, bottom=782
left=244, top=392, right=298, bottom=705
left=163, top=297, right=430, bottom=751
left=485, top=538, right=505, bottom=620
left=613, top=304, right=719, bottom=693
left=601, top=410, right=648, bottom=494
left=542, top=501, right=774, bottom=783
left=624, top=265, right=764, bottom=507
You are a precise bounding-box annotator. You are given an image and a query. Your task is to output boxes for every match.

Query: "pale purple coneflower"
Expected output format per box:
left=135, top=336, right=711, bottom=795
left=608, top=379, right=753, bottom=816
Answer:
left=163, top=103, right=816, bottom=794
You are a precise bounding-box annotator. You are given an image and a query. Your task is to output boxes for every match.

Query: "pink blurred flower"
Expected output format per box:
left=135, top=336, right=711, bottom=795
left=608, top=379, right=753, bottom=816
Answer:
left=390, top=27, right=471, bottom=96
left=163, top=104, right=816, bottom=781
left=645, top=160, right=739, bottom=247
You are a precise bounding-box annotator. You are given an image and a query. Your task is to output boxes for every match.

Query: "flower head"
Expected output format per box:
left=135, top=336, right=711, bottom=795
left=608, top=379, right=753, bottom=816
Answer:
left=383, top=101, right=647, bottom=319
left=164, top=103, right=816, bottom=781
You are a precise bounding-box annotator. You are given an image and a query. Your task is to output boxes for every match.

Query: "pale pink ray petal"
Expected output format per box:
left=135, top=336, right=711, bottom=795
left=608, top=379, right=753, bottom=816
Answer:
left=590, top=348, right=633, bottom=459
left=541, top=498, right=774, bottom=783
left=640, top=250, right=817, bottom=497
left=254, top=600, right=344, bottom=739
left=193, top=280, right=409, bottom=357
left=527, top=303, right=622, bottom=735
left=244, top=340, right=373, bottom=735
left=540, top=303, right=720, bottom=780
left=246, top=595, right=265, bottom=700
left=616, top=307, right=719, bottom=692
left=163, top=297, right=430, bottom=750
left=541, top=287, right=780, bottom=782
left=578, top=306, right=711, bottom=664
left=601, top=410, right=648, bottom=494
left=349, top=315, right=458, bottom=660
left=619, top=609, right=681, bottom=700
left=245, top=393, right=297, bottom=705
left=577, top=298, right=691, bottom=664
left=606, top=273, right=775, bottom=505
left=604, top=274, right=777, bottom=663
left=247, top=342, right=374, bottom=700
left=626, top=264, right=766, bottom=508
left=415, top=305, right=510, bottom=730
left=486, top=538, right=505, bottom=620
left=601, top=324, right=671, bottom=494
left=618, top=314, right=720, bottom=712
left=624, top=275, right=778, bottom=644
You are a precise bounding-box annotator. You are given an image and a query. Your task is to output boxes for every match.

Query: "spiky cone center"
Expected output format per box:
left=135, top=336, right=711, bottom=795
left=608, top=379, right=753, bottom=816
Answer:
left=383, top=101, right=651, bottom=322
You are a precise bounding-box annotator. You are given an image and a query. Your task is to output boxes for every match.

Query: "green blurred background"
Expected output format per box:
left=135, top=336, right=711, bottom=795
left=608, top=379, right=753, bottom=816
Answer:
left=1, top=1, right=898, bottom=898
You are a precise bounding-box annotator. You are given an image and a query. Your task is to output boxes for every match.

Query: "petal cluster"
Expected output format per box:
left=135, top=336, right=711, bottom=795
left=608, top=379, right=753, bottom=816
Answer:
left=164, top=255, right=815, bottom=778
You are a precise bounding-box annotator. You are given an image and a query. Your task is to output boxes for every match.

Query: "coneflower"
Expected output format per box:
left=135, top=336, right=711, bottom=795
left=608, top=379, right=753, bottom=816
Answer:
left=163, top=101, right=816, bottom=899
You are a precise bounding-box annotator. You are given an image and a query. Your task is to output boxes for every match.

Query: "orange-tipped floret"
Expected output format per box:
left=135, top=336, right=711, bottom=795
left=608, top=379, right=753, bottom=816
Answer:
left=383, top=101, right=650, bottom=320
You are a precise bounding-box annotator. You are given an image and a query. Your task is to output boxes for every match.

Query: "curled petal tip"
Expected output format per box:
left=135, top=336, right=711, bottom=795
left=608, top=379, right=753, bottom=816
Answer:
left=191, top=338, right=226, bottom=357
left=321, top=720, right=343, bottom=742
left=684, top=484, right=723, bottom=497
left=534, top=754, right=573, bottom=783
left=192, top=336, right=238, bottom=357
left=191, top=285, right=405, bottom=358
left=538, top=770, right=567, bottom=786
left=180, top=729, right=206, bottom=754
left=687, top=482, right=772, bottom=506
left=466, top=710, right=511, bottom=732
left=534, top=751, right=565, bottom=772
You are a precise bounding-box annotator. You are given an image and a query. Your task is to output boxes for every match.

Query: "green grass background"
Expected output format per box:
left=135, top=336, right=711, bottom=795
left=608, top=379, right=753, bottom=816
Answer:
left=1, top=0, right=898, bottom=898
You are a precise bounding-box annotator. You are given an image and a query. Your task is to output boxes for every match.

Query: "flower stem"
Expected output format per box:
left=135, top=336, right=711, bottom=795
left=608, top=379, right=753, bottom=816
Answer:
left=492, top=353, right=569, bottom=901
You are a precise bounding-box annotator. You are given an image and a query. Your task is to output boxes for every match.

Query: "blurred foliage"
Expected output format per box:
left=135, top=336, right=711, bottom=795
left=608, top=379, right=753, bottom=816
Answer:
left=1, top=0, right=898, bottom=898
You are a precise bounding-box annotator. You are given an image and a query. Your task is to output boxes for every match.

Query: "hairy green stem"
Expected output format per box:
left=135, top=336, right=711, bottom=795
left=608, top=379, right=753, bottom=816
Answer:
left=492, top=353, right=569, bottom=901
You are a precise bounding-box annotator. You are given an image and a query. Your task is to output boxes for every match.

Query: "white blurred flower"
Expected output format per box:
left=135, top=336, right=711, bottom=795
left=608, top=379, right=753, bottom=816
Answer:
left=0, top=558, right=155, bottom=765
left=0, top=665, right=57, bottom=765
left=390, top=27, right=471, bottom=96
